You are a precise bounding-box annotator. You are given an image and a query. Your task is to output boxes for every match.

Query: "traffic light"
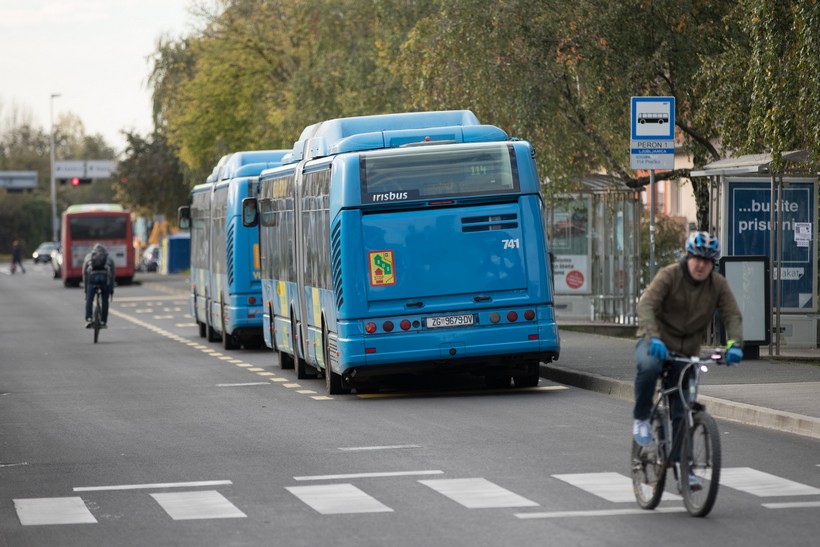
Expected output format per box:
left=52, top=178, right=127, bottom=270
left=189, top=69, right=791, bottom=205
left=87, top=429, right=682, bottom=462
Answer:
left=59, top=177, right=92, bottom=186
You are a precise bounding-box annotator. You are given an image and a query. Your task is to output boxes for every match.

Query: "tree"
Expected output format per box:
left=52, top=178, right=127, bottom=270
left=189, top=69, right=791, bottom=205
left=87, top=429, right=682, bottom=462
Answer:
left=150, top=0, right=435, bottom=176
left=397, top=0, right=736, bottom=226
left=697, top=0, right=820, bottom=168
left=114, top=131, right=188, bottom=222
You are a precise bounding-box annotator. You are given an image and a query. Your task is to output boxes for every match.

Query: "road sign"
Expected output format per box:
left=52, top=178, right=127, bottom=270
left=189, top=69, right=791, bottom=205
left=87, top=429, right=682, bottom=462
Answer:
left=630, top=96, right=675, bottom=170
left=54, top=160, right=116, bottom=179
left=0, top=171, right=38, bottom=189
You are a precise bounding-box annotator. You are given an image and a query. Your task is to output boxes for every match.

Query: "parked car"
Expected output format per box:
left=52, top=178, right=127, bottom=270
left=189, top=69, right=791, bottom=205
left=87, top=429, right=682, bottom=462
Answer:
left=139, top=244, right=160, bottom=272
left=32, top=241, right=58, bottom=264
left=50, top=245, right=63, bottom=279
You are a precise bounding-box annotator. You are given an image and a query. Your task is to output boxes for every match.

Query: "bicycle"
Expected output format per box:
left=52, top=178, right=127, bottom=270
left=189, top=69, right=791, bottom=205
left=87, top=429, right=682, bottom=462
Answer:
left=89, top=285, right=108, bottom=344
left=630, top=349, right=729, bottom=517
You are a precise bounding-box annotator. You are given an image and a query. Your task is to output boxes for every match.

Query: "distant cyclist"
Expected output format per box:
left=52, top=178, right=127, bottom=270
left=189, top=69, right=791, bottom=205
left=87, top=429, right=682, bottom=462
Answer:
left=83, top=243, right=116, bottom=328
left=632, top=232, right=743, bottom=462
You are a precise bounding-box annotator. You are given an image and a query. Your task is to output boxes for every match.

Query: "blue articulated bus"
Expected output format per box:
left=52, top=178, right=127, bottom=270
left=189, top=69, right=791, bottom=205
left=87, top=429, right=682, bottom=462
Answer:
left=244, top=110, right=560, bottom=393
left=179, top=150, right=289, bottom=349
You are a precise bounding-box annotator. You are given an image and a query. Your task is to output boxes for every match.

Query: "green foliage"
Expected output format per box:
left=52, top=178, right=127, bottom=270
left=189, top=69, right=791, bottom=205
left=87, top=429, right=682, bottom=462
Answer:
left=114, top=132, right=188, bottom=223
left=0, top=194, right=52, bottom=254
left=697, top=0, right=820, bottom=167
left=640, top=212, right=687, bottom=284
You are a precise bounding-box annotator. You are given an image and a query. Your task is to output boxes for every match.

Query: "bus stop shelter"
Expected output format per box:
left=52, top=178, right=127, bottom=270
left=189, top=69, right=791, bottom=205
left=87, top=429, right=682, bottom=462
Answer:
left=691, top=151, right=819, bottom=354
left=549, top=175, right=642, bottom=325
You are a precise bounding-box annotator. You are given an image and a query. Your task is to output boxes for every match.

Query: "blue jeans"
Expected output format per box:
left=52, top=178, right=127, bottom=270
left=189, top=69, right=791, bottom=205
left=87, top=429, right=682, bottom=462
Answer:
left=85, top=283, right=110, bottom=323
left=634, top=338, right=692, bottom=459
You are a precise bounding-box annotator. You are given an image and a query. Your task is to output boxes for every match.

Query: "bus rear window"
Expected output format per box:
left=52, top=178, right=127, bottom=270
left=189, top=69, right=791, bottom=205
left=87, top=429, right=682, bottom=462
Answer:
left=360, top=143, right=518, bottom=203
left=69, top=216, right=128, bottom=240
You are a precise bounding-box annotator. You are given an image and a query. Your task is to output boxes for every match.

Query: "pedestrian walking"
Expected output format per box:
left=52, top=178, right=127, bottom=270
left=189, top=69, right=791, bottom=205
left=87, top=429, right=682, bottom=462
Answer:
left=11, top=240, right=26, bottom=274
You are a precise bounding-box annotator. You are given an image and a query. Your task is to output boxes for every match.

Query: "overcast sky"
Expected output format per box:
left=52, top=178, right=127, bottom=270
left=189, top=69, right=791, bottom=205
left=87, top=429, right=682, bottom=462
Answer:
left=0, top=0, right=198, bottom=155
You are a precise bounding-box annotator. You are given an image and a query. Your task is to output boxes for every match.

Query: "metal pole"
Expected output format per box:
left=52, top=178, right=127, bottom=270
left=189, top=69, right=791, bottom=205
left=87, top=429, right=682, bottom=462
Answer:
left=774, top=174, right=784, bottom=355
left=649, top=169, right=656, bottom=280
left=49, top=93, right=61, bottom=242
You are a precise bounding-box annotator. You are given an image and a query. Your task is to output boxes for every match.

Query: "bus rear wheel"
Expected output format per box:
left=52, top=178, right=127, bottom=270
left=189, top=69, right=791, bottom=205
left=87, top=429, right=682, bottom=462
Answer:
left=323, top=326, right=349, bottom=395
left=513, top=363, right=540, bottom=388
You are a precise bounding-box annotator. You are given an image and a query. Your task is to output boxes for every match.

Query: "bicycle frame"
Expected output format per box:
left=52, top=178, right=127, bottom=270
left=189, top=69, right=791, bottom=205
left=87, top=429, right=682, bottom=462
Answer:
left=651, top=355, right=707, bottom=481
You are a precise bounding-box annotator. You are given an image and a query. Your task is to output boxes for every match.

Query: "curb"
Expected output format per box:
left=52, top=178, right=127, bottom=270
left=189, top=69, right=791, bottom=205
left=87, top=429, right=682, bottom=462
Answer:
left=539, top=362, right=820, bottom=441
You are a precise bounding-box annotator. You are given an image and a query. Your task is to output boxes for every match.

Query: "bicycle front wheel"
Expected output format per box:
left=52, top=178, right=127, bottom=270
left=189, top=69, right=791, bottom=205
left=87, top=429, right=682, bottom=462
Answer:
left=631, top=438, right=666, bottom=509
left=680, top=411, right=721, bottom=517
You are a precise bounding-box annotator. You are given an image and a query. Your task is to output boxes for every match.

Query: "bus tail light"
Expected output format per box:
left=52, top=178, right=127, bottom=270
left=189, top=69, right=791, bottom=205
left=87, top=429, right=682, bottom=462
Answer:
left=248, top=296, right=257, bottom=305
left=383, top=321, right=394, bottom=332
left=365, top=322, right=377, bottom=334
left=524, top=309, right=535, bottom=320
left=507, top=311, right=518, bottom=322
left=400, top=320, right=411, bottom=331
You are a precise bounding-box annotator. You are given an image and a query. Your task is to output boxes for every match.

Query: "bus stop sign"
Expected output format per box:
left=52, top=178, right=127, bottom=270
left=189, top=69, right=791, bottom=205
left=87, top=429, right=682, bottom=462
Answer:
left=630, top=96, right=675, bottom=171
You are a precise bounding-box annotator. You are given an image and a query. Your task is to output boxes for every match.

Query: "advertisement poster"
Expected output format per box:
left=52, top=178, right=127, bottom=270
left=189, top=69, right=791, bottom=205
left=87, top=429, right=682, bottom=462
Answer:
left=726, top=179, right=816, bottom=311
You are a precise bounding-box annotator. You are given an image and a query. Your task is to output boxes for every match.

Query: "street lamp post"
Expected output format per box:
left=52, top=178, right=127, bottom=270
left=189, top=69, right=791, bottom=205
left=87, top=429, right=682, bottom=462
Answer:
left=49, top=93, right=61, bottom=242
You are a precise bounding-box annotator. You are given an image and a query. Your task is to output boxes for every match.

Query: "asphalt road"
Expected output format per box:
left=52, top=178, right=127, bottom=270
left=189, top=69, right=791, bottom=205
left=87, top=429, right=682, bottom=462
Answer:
left=1, top=263, right=819, bottom=546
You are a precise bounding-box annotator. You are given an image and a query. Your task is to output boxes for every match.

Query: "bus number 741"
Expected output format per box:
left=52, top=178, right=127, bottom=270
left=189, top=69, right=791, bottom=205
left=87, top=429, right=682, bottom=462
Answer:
left=503, top=239, right=520, bottom=249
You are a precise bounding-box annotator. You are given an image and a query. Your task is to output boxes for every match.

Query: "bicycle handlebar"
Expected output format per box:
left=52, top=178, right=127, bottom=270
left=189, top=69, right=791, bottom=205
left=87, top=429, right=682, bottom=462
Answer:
left=666, top=349, right=728, bottom=367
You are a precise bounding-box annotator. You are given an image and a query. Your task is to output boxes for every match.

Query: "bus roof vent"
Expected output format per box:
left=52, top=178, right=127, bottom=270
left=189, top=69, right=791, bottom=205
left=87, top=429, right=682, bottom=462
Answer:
left=287, top=110, right=483, bottom=162
left=221, top=150, right=289, bottom=180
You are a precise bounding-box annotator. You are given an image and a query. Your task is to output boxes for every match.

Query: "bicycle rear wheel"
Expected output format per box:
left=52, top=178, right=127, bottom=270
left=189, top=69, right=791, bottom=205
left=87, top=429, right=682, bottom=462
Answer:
left=680, top=411, right=721, bottom=517
left=631, top=437, right=666, bottom=509
left=93, top=291, right=102, bottom=344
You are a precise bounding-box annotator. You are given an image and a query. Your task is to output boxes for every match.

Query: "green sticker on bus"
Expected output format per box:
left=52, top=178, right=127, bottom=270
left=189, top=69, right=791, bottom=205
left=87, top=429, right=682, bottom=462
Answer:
left=369, top=250, right=396, bottom=286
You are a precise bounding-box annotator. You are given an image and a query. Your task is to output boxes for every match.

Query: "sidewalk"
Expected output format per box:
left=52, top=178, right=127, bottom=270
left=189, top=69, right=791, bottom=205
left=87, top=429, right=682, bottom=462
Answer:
left=542, top=325, right=820, bottom=440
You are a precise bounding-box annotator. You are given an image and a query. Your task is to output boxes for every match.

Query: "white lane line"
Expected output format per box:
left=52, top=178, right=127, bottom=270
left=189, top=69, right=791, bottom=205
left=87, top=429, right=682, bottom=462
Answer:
left=151, top=490, right=247, bottom=520
left=552, top=472, right=680, bottom=502
left=294, top=470, right=444, bottom=481
left=14, top=497, right=97, bottom=525
left=286, top=484, right=393, bottom=514
left=339, top=444, right=421, bottom=452
left=721, top=467, right=820, bottom=497
left=762, top=501, right=820, bottom=509
left=419, top=478, right=539, bottom=509
left=516, top=506, right=687, bottom=519
left=217, top=382, right=271, bottom=387
left=74, top=480, right=233, bottom=492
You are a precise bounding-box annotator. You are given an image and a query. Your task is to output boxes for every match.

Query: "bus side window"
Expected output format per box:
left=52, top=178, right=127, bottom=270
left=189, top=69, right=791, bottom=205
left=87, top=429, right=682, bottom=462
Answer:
left=178, top=206, right=191, bottom=230
left=242, top=198, right=258, bottom=227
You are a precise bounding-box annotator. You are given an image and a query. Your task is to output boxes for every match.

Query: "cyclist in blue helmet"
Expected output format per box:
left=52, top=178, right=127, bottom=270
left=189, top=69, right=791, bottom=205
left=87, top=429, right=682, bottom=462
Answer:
left=632, top=232, right=744, bottom=483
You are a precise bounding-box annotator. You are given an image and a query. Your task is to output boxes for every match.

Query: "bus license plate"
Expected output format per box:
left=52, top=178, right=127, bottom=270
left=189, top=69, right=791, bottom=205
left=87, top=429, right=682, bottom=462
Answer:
left=425, top=314, right=474, bottom=329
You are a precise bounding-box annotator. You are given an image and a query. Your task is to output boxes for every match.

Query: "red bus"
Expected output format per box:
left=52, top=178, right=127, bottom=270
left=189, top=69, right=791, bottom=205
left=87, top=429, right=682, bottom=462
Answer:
left=60, top=204, right=135, bottom=287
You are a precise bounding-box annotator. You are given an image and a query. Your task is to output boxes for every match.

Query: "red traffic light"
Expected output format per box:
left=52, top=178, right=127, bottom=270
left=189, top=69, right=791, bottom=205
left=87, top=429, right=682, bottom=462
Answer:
left=68, top=177, right=92, bottom=186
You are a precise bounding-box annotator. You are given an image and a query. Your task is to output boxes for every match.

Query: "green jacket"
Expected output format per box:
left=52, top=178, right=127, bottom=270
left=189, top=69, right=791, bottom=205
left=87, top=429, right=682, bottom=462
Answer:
left=637, top=260, right=743, bottom=357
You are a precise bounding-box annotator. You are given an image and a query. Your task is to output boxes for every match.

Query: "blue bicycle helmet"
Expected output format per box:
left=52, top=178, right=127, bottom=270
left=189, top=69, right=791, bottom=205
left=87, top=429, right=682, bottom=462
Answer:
left=686, top=231, right=719, bottom=262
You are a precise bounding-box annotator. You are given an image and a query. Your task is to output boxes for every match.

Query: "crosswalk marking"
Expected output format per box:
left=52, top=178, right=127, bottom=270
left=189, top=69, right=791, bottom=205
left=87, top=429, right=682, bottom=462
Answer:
left=75, top=480, right=233, bottom=492
left=762, top=501, right=820, bottom=509
left=286, top=484, right=394, bottom=514
left=552, top=472, right=682, bottom=502
left=294, top=470, right=443, bottom=481
left=11, top=467, right=820, bottom=526
left=515, top=506, right=687, bottom=519
left=151, top=490, right=247, bottom=520
left=721, top=467, right=820, bottom=497
left=14, top=497, right=97, bottom=526
left=419, top=478, right=539, bottom=509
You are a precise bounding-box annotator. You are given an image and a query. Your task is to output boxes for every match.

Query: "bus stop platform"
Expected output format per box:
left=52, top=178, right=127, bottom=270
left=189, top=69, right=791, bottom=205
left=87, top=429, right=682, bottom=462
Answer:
left=543, top=326, right=820, bottom=440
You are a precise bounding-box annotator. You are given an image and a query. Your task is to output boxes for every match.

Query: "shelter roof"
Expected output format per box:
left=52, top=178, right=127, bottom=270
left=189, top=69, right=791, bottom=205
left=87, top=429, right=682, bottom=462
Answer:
left=690, top=150, right=811, bottom=177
